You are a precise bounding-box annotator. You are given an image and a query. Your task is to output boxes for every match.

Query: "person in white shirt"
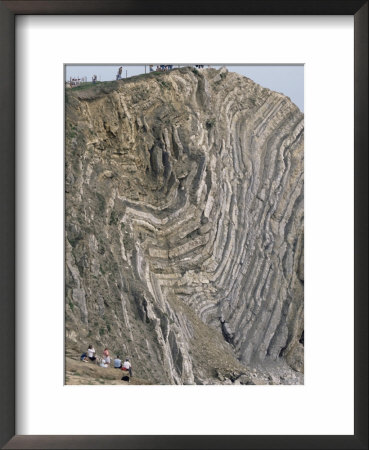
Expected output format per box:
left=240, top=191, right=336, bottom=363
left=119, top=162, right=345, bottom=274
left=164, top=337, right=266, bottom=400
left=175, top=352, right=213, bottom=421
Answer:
left=122, top=358, right=132, bottom=377
left=86, top=345, right=96, bottom=361
left=114, top=355, right=122, bottom=369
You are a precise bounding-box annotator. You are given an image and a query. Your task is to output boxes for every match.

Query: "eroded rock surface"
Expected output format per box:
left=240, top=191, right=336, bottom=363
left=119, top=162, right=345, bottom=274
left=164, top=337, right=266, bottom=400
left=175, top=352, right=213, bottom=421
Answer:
left=65, top=67, right=304, bottom=384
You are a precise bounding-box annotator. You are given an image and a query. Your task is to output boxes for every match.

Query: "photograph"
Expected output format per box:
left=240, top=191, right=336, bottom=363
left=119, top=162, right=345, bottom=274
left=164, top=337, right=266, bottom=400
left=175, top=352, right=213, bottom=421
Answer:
left=65, top=64, right=304, bottom=386
left=1, top=0, right=366, bottom=447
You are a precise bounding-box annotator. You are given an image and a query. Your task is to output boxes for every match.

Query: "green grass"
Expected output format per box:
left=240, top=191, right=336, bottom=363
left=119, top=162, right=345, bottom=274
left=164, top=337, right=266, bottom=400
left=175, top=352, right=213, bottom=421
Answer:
left=158, top=80, right=171, bottom=89
left=66, top=130, right=77, bottom=139
left=69, top=81, right=103, bottom=91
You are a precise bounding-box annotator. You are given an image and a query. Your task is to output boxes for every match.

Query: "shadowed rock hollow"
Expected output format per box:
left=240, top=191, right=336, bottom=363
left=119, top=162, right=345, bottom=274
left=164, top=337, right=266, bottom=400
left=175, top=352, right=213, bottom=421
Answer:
left=65, top=67, right=304, bottom=385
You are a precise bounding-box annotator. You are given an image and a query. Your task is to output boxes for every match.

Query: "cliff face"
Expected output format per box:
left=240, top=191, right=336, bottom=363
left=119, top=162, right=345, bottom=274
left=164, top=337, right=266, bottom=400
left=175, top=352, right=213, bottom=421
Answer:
left=65, top=67, right=304, bottom=385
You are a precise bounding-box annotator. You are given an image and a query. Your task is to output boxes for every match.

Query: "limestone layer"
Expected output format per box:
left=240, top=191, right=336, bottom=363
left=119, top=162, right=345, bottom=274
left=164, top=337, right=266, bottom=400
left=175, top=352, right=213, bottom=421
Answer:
left=65, top=67, right=304, bottom=384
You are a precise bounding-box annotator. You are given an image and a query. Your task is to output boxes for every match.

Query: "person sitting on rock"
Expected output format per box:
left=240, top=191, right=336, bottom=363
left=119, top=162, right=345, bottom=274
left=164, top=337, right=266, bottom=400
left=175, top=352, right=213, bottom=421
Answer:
left=114, top=355, right=122, bottom=369
left=122, top=358, right=132, bottom=377
left=102, top=347, right=110, bottom=365
left=86, top=344, right=96, bottom=362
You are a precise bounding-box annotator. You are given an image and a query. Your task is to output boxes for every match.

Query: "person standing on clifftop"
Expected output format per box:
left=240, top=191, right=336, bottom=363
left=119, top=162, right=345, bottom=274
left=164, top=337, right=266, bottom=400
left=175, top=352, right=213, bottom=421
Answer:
left=116, top=66, right=123, bottom=80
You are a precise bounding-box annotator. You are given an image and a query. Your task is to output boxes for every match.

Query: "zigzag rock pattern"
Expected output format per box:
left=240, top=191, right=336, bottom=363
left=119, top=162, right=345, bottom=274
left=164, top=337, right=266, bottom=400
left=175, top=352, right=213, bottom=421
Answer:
left=65, top=67, right=304, bottom=384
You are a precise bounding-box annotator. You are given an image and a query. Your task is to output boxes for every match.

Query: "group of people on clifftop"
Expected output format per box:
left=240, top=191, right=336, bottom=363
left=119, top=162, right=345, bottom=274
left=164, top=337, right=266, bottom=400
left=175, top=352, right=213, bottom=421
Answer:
left=116, top=65, right=208, bottom=80
left=80, top=345, right=132, bottom=377
left=149, top=65, right=174, bottom=72
left=149, top=64, right=206, bottom=72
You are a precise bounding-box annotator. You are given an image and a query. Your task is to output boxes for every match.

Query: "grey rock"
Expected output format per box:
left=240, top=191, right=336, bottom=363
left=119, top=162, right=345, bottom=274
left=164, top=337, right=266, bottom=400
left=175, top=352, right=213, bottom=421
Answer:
left=65, top=67, right=304, bottom=385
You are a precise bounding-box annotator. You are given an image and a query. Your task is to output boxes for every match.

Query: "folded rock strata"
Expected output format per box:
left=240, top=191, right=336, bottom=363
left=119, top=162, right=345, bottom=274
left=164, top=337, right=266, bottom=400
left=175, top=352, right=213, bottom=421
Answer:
left=65, top=67, right=304, bottom=384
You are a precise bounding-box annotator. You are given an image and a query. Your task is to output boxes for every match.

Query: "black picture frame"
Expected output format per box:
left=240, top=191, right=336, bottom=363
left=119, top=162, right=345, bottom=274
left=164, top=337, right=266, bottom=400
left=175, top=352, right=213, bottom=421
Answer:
left=0, top=1, right=367, bottom=449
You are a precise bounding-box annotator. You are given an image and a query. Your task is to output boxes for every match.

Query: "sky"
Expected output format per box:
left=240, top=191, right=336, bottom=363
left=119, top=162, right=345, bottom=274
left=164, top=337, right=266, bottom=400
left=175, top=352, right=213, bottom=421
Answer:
left=66, top=64, right=304, bottom=112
